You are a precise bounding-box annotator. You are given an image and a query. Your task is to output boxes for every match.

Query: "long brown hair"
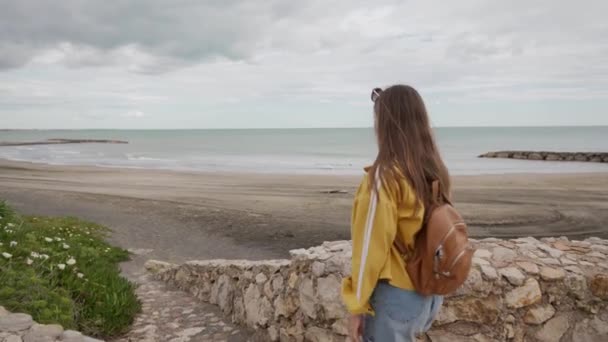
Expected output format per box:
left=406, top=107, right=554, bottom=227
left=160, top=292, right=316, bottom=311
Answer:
left=369, top=84, right=450, bottom=212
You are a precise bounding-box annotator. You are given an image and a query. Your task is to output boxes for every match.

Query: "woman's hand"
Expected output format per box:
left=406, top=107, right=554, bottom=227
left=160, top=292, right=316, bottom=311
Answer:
left=348, top=314, right=364, bottom=341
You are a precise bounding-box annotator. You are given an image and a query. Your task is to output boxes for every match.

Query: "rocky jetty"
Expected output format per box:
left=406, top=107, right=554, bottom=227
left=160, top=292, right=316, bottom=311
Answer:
left=0, top=139, right=128, bottom=147
left=0, top=306, right=102, bottom=342
left=479, top=151, right=608, bottom=163
left=148, top=237, right=608, bottom=342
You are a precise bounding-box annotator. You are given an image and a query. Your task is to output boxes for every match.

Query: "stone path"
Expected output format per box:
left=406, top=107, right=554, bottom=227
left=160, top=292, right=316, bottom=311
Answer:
left=113, top=271, right=252, bottom=342
left=0, top=306, right=102, bottom=342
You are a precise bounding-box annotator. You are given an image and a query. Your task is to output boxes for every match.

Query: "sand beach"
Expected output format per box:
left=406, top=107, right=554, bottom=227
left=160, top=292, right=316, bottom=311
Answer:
left=1, top=159, right=607, bottom=275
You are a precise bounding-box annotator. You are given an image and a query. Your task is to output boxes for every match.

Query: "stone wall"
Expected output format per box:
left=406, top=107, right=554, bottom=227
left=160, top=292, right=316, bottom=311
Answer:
left=478, top=151, right=608, bottom=163
left=149, top=237, right=608, bottom=342
left=0, top=306, right=102, bottom=342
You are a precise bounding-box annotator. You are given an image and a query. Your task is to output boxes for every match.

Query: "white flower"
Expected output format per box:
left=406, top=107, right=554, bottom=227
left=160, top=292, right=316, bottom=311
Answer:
left=40, top=254, right=49, bottom=260
left=66, top=258, right=76, bottom=266
left=77, top=273, right=84, bottom=279
left=62, top=243, right=70, bottom=250
left=31, top=252, right=40, bottom=258
left=0, top=242, right=3, bottom=246
left=55, top=237, right=62, bottom=242
left=9, top=241, right=17, bottom=247
left=2, top=252, right=12, bottom=259
left=7, top=223, right=14, bottom=227
left=26, top=258, right=33, bottom=265
left=44, top=237, right=53, bottom=242
left=57, top=264, right=66, bottom=270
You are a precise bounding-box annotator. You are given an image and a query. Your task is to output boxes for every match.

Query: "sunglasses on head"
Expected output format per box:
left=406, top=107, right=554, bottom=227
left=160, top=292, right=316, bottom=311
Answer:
left=371, top=88, right=382, bottom=102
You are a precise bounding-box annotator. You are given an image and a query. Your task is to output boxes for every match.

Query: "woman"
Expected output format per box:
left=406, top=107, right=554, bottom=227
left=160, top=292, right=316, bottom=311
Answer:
left=341, top=85, right=448, bottom=341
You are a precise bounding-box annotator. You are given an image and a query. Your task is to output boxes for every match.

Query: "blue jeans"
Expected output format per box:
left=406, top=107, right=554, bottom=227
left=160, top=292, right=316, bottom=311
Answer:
left=363, top=282, right=443, bottom=342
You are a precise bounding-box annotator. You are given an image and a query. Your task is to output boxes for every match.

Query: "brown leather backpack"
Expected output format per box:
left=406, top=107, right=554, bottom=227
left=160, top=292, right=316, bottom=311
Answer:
left=394, top=181, right=474, bottom=296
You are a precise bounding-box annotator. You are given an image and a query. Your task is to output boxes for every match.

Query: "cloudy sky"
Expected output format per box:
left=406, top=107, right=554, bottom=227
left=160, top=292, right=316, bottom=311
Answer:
left=1, top=0, right=607, bottom=129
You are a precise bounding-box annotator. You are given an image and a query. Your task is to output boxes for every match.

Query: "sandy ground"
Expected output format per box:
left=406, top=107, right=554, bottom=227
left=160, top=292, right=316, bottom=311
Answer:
left=1, top=159, right=607, bottom=275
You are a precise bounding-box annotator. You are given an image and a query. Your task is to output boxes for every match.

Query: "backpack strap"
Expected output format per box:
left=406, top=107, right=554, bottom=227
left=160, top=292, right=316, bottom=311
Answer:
left=432, top=180, right=452, bottom=205
left=432, top=180, right=441, bottom=202
left=394, top=180, right=442, bottom=258
left=394, top=238, right=408, bottom=257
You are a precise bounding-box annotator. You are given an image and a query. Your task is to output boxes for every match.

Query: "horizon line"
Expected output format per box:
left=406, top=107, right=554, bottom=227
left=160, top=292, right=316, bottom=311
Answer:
left=2, top=124, right=608, bottom=131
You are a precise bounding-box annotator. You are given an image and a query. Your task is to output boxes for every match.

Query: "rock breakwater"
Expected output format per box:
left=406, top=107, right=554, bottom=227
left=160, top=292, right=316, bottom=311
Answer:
left=0, top=139, right=128, bottom=147
left=479, top=151, right=608, bottom=163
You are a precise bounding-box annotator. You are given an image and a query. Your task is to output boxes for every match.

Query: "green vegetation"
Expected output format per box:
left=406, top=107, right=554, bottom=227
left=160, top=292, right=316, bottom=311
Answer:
left=0, top=201, right=140, bottom=338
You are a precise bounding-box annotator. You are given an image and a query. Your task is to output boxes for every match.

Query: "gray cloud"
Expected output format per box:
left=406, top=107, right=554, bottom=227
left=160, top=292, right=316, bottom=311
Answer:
left=0, top=0, right=303, bottom=71
left=0, top=42, right=37, bottom=69
left=2, top=0, right=607, bottom=75
left=1, top=0, right=608, bottom=128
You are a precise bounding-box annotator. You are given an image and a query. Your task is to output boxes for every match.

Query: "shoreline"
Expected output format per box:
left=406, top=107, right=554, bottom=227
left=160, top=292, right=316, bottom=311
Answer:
left=1, top=158, right=607, bottom=275
left=2, top=156, right=608, bottom=178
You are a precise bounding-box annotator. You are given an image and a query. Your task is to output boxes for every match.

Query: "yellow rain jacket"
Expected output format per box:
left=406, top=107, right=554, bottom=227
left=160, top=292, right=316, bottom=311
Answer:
left=341, top=168, right=425, bottom=314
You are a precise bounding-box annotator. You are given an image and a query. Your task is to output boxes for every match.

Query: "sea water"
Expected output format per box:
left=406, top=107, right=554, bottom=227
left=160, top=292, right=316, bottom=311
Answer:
left=1, top=127, right=607, bottom=175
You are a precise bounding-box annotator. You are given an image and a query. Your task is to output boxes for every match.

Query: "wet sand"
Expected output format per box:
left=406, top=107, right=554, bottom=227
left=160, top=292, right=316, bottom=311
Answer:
left=1, top=159, right=607, bottom=274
